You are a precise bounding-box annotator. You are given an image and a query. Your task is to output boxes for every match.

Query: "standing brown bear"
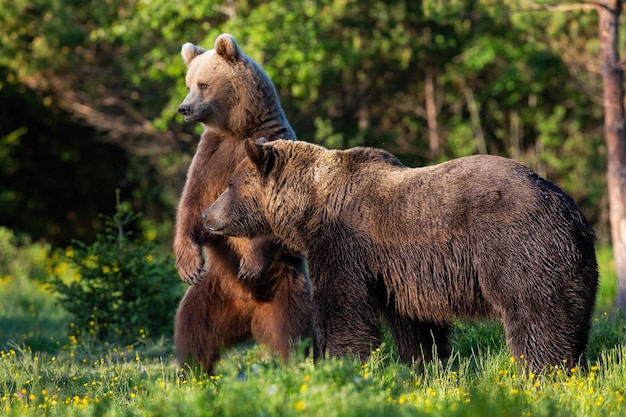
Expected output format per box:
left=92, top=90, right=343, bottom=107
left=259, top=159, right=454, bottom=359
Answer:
left=173, top=35, right=312, bottom=373
left=202, top=138, right=599, bottom=372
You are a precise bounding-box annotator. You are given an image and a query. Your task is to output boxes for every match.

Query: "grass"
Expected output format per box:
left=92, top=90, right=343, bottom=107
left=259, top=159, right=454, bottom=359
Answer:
left=1, top=236, right=625, bottom=416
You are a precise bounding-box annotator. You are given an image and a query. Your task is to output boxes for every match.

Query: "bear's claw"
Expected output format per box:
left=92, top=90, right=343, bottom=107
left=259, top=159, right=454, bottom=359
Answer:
left=236, top=237, right=279, bottom=281
left=237, top=269, right=257, bottom=281
left=174, top=240, right=206, bottom=285
left=184, top=268, right=206, bottom=286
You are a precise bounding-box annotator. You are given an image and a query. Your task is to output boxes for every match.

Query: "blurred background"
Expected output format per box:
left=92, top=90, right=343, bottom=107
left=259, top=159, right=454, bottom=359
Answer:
left=0, top=0, right=618, bottom=249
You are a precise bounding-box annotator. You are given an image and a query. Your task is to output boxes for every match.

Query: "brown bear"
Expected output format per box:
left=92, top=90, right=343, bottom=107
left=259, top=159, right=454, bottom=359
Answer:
left=201, top=138, right=599, bottom=372
left=173, top=35, right=312, bottom=373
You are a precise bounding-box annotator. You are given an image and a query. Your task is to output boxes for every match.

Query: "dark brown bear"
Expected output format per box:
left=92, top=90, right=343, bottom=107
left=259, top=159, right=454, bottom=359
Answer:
left=202, top=138, right=599, bottom=372
left=173, top=35, right=312, bottom=373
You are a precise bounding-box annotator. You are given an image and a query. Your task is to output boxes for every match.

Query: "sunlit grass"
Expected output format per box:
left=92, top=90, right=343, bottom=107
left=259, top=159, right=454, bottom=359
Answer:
left=1, top=337, right=624, bottom=417
left=596, top=245, right=618, bottom=310
left=0, top=341, right=179, bottom=415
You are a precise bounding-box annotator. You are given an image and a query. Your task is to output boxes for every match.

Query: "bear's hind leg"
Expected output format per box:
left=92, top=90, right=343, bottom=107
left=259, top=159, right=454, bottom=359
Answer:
left=174, top=271, right=253, bottom=374
left=385, top=312, right=451, bottom=366
left=502, top=309, right=589, bottom=372
left=249, top=262, right=313, bottom=363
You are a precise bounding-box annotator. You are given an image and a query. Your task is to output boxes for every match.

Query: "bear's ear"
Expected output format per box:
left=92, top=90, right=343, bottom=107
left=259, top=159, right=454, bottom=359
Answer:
left=181, top=42, right=205, bottom=66
left=244, top=138, right=275, bottom=177
left=214, top=34, right=241, bottom=62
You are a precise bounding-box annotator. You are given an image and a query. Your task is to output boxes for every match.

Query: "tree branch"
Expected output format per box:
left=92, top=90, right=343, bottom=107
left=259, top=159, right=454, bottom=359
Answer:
left=30, top=74, right=195, bottom=156
left=514, top=1, right=601, bottom=13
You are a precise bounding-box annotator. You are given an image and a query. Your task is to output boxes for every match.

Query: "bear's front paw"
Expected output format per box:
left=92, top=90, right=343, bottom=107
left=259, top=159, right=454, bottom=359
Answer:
left=186, top=266, right=206, bottom=286
left=237, top=254, right=267, bottom=281
left=174, top=240, right=205, bottom=285
left=237, top=237, right=280, bottom=281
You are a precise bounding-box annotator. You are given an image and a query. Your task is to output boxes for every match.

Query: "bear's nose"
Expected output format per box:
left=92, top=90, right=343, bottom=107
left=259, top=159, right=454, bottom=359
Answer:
left=178, top=104, right=190, bottom=115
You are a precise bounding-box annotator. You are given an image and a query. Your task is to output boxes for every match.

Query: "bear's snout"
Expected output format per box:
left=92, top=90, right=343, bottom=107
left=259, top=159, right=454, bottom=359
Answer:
left=201, top=207, right=226, bottom=235
left=200, top=208, right=212, bottom=224
left=178, top=104, right=191, bottom=116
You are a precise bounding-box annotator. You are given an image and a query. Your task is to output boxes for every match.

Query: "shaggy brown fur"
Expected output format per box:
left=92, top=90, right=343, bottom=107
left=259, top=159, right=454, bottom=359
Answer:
left=173, top=35, right=312, bottom=373
left=202, top=138, right=598, bottom=372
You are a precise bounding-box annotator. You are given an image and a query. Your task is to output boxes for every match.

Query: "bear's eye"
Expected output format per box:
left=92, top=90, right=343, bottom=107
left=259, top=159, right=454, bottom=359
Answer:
left=198, top=83, right=208, bottom=90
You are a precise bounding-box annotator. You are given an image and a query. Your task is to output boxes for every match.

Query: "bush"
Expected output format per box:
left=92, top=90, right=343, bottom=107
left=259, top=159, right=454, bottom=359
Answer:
left=50, top=195, right=184, bottom=344
left=0, top=227, right=49, bottom=283
left=0, top=227, right=69, bottom=351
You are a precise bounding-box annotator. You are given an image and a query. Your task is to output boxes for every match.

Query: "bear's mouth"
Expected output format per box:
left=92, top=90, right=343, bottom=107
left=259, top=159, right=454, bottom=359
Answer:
left=183, top=114, right=199, bottom=122
left=204, top=224, right=226, bottom=235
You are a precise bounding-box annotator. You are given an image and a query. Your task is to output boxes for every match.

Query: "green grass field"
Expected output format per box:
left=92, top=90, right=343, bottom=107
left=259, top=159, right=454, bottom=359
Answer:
left=1, top=235, right=624, bottom=416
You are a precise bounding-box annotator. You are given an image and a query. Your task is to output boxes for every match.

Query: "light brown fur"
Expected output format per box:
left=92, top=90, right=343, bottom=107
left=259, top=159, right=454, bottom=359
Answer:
left=173, top=35, right=312, bottom=373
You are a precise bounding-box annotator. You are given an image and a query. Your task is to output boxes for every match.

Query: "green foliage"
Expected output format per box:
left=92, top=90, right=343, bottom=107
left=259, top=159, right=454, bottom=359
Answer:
left=0, top=0, right=620, bottom=246
left=0, top=227, right=49, bottom=284
left=0, top=227, right=68, bottom=352
left=597, top=246, right=618, bottom=309
left=49, top=195, right=183, bottom=344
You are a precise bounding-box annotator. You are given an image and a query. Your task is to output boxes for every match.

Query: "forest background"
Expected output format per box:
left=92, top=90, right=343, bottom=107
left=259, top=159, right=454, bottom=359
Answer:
left=2, top=2, right=626, bottom=415
left=1, top=0, right=622, bottom=251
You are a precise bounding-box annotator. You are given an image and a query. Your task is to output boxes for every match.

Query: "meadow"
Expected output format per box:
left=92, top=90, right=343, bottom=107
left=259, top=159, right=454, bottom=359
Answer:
left=1, top=227, right=625, bottom=417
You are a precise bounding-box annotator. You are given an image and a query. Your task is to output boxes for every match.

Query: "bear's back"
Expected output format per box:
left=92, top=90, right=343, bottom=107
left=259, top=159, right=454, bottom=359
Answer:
left=343, top=147, right=405, bottom=168
left=334, top=153, right=588, bottom=245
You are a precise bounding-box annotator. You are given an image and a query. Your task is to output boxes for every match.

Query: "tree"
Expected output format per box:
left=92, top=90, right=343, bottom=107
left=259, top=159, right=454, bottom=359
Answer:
left=597, top=0, right=626, bottom=311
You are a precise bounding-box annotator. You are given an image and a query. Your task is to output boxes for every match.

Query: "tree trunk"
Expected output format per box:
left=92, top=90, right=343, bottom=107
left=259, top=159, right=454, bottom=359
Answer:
left=463, top=86, right=487, bottom=154
left=598, top=0, right=626, bottom=312
left=425, top=69, right=440, bottom=160
left=509, top=109, right=522, bottom=161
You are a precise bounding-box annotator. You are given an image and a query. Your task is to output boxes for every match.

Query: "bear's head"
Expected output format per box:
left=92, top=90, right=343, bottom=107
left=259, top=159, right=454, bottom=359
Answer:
left=202, top=138, right=325, bottom=253
left=177, top=34, right=282, bottom=132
